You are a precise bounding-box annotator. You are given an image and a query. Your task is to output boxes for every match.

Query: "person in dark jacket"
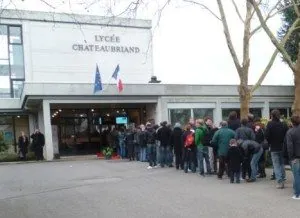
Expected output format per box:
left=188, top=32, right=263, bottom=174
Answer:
left=182, top=124, right=196, bottom=173
left=228, top=111, right=241, bottom=131
left=265, top=109, right=289, bottom=189
left=204, top=117, right=219, bottom=174
left=31, top=129, right=45, bottom=161
left=227, top=139, right=243, bottom=183
left=254, top=121, right=267, bottom=178
left=235, top=118, right=256, bottom=180
left=18, top=131, right=29, bottom=161
left=212, top=121, right=236, bottom=179
left=125, top=128, right=135, bottom=161
left=157, top=121, right=172, bottom=168
left=239, top=140, right=263, bottom=182
left=170, top=123, right=184, bottom=170
left=145, top=123, right=157, bottom=169
left=138, top=125, right=147, bottom=162
left=286, top=115, right=300, bottom=200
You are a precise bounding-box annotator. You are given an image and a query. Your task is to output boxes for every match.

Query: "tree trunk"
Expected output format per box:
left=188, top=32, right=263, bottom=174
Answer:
left=239, top=83, right=251, bottom=119
left=293, top=55, right=300, bottom=116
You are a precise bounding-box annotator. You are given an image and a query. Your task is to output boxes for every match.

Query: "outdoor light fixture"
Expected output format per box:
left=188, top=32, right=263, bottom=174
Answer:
left=91, top=109, right=94, bottom=112
left=59, top=109, right=62, bottom=112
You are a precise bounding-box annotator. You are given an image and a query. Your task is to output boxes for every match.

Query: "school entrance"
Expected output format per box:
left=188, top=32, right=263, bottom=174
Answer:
left=50, top=103, right=156, bottom=156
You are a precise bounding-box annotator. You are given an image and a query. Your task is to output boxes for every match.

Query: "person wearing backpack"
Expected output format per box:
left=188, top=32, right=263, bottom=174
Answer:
left=145, top=123, right=157, bottom=169
left=182, top=124, right=196, bottom=173
left=212, top=121, right=236, bottom=179
left=195, top=119, right=211, bottom=176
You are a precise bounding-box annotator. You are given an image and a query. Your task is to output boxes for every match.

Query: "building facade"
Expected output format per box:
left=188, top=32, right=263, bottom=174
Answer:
left=0, top=10, right=294, bottom=160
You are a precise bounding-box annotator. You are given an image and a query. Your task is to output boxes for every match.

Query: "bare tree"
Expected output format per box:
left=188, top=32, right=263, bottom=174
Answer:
left=250, top=0, right=300, bottom=115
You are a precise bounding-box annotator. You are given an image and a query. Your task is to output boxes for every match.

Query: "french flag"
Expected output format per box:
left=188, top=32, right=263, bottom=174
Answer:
left=111, top=64, right=123, bottom=92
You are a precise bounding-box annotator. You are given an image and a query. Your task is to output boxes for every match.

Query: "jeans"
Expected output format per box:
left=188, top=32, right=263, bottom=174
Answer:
left=156, top=141, right=160, bottom=164
left=160, top=146, right=168, bottom=167
left=250, top=148, right=263, bottom=180
left=291, top=159, right=300, bottom=197
left=119, top=141, right=126, bottom=158
left=167, top=146, right=173, bottom=166
left=183, top=148, right=196, bottom=173
left=147, top=144, right=156, bottom=167
left=197, top=147, right=211, bottom=174
left=140, top=147, right=147, bottom=162
left=230, top=170, right=240, bottom=183
left=271, top=151, right=286, bottom=184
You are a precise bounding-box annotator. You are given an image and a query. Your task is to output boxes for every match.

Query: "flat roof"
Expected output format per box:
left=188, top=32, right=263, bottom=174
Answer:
left=0, top=9, right=152, bottom=29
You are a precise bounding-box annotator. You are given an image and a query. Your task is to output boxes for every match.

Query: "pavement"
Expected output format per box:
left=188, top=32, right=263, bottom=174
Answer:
left=0, top=159, right=299, bottom=218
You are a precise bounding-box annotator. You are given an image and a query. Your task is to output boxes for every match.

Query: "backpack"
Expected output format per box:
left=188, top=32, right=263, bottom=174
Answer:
left=185, top=133, right=194, bottom=147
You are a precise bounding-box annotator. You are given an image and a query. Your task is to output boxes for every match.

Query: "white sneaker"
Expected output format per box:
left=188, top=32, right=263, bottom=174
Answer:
left=147, top=166, right=153, bottom=170
left=188, top=169, right=192, bottom=172
left=153, top=165, right=158, bottom=169
left=292, top=195, right=300, bottom=200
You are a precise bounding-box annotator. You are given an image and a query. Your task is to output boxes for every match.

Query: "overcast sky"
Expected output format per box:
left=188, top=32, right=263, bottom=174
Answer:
left=2, top=0, right=294, bottom=85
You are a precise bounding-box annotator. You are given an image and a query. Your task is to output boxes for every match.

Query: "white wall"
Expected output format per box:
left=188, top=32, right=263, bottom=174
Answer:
left=23, top=21, right=153, bottom=84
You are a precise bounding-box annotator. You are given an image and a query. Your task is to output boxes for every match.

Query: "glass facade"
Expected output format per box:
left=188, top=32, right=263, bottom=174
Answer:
left=0, top=115, right=29, bottom=152
left=0, top=24, right=24, bottom=98
left=222, top=108, right=262, bottom=120
left=169, top=108, right=214, bottom=125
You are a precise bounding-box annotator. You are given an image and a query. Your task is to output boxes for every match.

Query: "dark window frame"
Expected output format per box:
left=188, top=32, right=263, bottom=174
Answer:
left=0, top=24, right=25, bottom=98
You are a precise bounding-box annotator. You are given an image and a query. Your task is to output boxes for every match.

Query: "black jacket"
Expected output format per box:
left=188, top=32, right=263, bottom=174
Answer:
left=145, top=127, right=156, bottom=144
left=235, top=126, right=255, bottom=141
left=227, top=146, right=243, bottom=171
left=157, top=126, right=171, bottom=147
left=170, top=127, right=183, bottom=152
left=228, top=119, right=241, bottom=131
left=203, top=126, right=218, bottom=147
left=31, top=132, right=45, bottom=148
left=286, top=125, right=300, bottom=160
left=265, top=120, right=288, bottom=152
left=241, top=140, right=262, bottom=156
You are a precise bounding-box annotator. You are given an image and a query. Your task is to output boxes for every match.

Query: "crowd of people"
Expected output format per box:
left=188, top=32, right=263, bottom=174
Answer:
left=116, top=110, right=300, bottom=200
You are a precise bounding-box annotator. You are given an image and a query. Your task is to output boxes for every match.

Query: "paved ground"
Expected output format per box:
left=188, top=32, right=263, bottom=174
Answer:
left=0, top=160, right=299, bottom=218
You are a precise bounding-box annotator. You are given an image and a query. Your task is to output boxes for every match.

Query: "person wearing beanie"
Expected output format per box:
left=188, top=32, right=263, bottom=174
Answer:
left=170, top=123, right=184, bottom=170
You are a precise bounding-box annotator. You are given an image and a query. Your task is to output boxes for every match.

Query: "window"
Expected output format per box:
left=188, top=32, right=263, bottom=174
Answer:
left=0, top=25, right=24, bottom=98
left=169, top=109, right=191, bottom=126
left=193, top=108, right=214, bottom=120
left=269, top=108, right=291, bottom=119
left=0, top=115, right=29, bottom=153
left=222, top=108, right=262, bottom=120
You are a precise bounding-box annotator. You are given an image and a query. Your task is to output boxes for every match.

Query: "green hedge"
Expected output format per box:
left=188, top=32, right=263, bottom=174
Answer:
left=0, top=152, right=36, bottom=162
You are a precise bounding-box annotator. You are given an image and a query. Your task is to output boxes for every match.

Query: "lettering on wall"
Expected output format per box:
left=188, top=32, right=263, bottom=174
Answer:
left=72, top=34, right=140, bottom=54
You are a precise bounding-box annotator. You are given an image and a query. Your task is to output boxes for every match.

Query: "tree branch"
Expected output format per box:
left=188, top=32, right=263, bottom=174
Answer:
left=292, top=0, right=300, bottom=17
left=231, top=0, right=245, bottom=23
left=250, top=1, right=280, bottom=37
left=183, top=0, right=221, bottom=21
left=250, top=0, right=296, bottom=73
left=217, top=0, right=242, bottom=77
left=251, top=12, right=299, bottom=93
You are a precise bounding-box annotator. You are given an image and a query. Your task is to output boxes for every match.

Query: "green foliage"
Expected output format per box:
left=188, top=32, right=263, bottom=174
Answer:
left=0, top=133, right=9, bottom=152
left=102, top=147, right=113, bottom=158
left=278, top=0, right=300, bottom=63
left=0, top=152, right=36, bottom=162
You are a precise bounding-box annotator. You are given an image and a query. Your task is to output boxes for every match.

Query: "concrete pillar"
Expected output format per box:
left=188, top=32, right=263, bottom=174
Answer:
left=214, top=100, right=222, bottom=126
left=155, top=97, right=162, bottom=123
left=42, top=100, right=54, bottom=161
left=262, top=101, right=270, bottom=120
left=28, top=114, right=37, bottom=136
